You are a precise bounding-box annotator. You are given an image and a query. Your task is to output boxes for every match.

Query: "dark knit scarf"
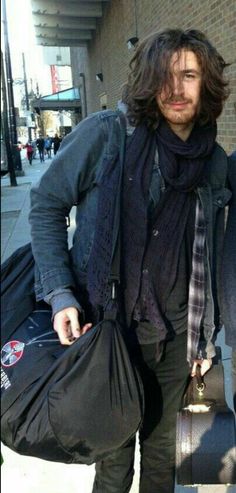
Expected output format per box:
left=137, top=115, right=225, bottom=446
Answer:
left=87, top=117, right=216, bottom=324
left=122, top=119, right=217, bottom=325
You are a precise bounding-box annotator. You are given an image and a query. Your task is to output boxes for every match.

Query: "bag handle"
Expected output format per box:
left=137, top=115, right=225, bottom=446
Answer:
left=195, top=365, right=205, bottom=397
left=183, top=348, right=232, bottom=412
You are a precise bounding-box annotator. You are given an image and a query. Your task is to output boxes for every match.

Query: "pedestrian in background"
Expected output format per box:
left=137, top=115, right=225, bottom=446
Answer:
left=52, top=133, right=62, bottom=155
left=31, top=139, right=37, bottom=159
left=45, top=135, right=52, bottom=159
left=29, top=29, right=232, bottom=493
left=36, top=135, right=45, bottom=162
left=17, top=140, right=22, bottom=151
left=24, top=141, right=34, bottom=165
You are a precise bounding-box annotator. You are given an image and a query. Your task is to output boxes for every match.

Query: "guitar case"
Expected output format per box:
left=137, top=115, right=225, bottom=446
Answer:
left=176, top=348, right=236, bottom=485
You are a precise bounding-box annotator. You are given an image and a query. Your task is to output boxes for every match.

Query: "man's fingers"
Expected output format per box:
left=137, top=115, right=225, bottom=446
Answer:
left=191, top=358, right=212, bottom=377
left=69, top=311, right=82, bottom=339
left=54, top=322, right=76, bottom=345
left=191, top=361, right=198, bottom=377
left=80, top=323, right=93, bottom=336
left=54, top=307, right=80, bottom=345
left=53, top=307, right=92, bottom=345
left=71, top=322, right=93, bottom=337
left=200, top=358, right=212, bottom=376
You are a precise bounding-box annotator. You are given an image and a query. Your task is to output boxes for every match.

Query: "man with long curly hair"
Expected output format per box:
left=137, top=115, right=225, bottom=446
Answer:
left=29, top=29, right=233, bottom=492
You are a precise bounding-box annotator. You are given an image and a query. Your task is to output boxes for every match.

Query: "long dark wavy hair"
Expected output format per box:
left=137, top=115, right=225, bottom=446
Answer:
left=122, top=29, right=230, bottom=128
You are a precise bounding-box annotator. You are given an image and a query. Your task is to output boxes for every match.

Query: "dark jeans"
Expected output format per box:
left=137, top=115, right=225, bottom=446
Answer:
left=39, top=149, right=44, bottom=162
left=92, top=331, right=190, bottom=493
left=27, top=151, right=33, bottom=165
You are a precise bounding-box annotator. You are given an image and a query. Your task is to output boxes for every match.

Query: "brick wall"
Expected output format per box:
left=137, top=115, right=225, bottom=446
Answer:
left=71, top=0, right=236, bottom=153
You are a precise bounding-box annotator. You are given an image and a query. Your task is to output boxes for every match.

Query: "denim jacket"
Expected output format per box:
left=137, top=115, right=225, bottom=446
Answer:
left=29, top=110, right=232, bottom=357
left=220, top=155, right=236, bottom=349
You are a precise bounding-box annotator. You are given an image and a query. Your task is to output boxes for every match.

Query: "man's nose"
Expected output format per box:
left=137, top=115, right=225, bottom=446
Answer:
left=172, top=75, right=184, bottom=96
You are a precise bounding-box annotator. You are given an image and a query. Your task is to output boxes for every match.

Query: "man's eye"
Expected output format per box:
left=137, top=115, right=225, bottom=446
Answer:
left=184, top=73, right=195, bottom=79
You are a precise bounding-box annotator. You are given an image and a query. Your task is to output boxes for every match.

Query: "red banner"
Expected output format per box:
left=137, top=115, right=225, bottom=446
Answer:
left=50, top=65, right=59, bottom=93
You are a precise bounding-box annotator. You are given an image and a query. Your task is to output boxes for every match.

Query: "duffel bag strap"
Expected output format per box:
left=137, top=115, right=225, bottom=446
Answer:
left=103, top=234, right=121, bottom=321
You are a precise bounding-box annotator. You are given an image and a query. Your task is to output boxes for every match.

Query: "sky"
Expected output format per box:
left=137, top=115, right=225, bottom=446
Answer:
left=3, top=0, right=52, bottom=95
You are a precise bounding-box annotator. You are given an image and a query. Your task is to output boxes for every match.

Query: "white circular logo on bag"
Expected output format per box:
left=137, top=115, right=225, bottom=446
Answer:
left=1, top=340, right=25, bottom=367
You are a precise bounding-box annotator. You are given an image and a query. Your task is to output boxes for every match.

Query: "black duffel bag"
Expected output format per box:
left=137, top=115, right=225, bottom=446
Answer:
left=176, top=348, right=236, bottom=485
left=1, top=305, right=144, bottom=464
left=1, top=244, right=144, bottom=464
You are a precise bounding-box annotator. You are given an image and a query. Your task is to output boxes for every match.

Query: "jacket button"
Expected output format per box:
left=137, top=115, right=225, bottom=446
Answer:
left=142, top=269, right=149, bottom=274
left=152, top=229, right=159, bottom=236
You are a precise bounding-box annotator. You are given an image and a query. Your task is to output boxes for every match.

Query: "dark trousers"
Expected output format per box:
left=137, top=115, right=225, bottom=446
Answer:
left=27, top=151, right=33, bottom=165
left=39, top=149, right=44, bottom=162
left=92, top=331, right=190, bottom=493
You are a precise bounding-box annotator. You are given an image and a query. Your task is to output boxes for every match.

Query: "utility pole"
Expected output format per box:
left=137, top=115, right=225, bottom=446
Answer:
left=22, top=52, right=32, bottom=141
left=2, top=0, right=23, bottom=173
left=1, top=51, right=17, bottom=186
left=79, top=73, right=87, bottom=119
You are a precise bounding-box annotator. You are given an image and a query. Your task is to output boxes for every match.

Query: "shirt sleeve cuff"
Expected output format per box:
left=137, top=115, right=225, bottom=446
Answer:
left=44, top=288, right=83, bottom=319
left=198, top=340, right=216, bottom=360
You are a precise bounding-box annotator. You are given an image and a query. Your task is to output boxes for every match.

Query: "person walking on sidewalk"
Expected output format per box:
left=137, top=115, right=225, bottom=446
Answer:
left=45, top=135, right=52, bottom=159
left=36, top=135, right=45, bottom=162
left=29, top=29, right=232, bottom=493
left=31, top=139, right=37, bottom=159
left=24, top=142, right=34, bottom=165
left=52, top=133, right=62, bottom=155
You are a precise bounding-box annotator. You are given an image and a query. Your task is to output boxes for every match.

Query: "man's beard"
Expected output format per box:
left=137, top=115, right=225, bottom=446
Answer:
left=159, top=98, right=200, bottom=126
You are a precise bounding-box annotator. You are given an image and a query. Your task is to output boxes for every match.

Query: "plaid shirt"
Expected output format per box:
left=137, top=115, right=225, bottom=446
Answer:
left=187, top=198, right=206, bottom=364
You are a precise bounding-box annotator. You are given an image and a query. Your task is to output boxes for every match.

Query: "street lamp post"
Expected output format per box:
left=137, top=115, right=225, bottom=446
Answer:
left=1, top=51, right=17, bottom=186
left=22, top=52, right=32, bottom=142
left=79, top=73, right=87, bottom=119
left=2, top=0, right=23, bottom=174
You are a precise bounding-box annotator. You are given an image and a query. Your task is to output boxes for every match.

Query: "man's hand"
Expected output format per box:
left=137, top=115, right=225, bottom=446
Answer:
left=53, top=307, right=92, bottom=345
left=191, top=358, right=212, bottom=377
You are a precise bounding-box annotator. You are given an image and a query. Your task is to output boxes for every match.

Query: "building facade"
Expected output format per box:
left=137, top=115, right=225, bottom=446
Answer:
left=70, top=0, right=236, bottom=154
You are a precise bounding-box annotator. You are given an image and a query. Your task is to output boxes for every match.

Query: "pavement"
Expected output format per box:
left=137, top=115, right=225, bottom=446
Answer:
left=1, top=154, right=236, bottom=493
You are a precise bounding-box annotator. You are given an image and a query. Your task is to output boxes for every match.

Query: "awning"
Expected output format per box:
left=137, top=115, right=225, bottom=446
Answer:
left=32, top=87, right=81, bottom=111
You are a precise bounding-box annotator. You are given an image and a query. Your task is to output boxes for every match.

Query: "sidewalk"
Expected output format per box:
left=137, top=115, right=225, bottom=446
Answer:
left=1, top=156, right=235, bottom=493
